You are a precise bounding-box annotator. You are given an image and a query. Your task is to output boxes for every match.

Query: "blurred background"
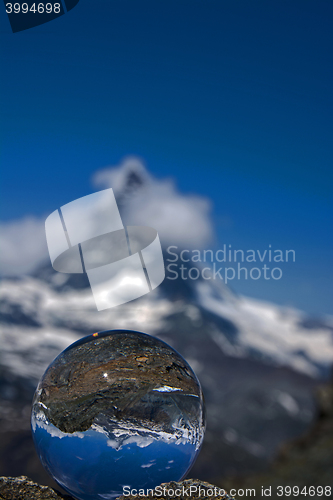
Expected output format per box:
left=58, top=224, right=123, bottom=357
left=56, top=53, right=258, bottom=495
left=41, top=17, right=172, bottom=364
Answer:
left=0, top=1, right=332, bottom=497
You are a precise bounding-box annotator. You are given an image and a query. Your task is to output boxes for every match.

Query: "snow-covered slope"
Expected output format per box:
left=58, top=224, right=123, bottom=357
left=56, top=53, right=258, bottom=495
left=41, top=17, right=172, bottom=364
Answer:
left=195, top=281, right=333, bottom=378
left=1, top=273, right=332, bottom=382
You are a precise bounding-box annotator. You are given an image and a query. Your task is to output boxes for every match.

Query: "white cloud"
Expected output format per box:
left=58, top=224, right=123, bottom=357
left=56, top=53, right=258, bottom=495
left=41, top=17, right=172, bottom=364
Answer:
left=0, top=216, right=48, bottom=276
left=107, top=435, right=154, bottom=450
left=0, top=157, right=214, bottom=276
left=93, top=157, right=214, bottom=249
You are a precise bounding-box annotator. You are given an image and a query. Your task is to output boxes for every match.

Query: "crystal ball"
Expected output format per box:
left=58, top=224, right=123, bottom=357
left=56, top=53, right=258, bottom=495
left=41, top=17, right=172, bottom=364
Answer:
left=31, top=330, right=205, bottom=500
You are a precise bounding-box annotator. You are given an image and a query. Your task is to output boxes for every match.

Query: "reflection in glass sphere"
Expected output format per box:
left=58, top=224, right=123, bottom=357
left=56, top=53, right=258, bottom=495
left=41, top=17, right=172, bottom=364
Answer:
left=31, top=330, right=205, bottom=500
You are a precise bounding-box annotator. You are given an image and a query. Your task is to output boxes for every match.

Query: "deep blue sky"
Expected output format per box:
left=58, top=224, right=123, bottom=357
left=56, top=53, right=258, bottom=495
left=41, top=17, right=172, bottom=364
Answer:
left=0, top=1, right=332, bottom=314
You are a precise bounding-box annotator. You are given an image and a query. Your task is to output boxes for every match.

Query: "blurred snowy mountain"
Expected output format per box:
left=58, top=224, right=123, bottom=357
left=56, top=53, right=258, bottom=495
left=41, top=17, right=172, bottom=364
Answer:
left=0, top=160, right=332, bottom=482
left=1, top=264, right=332, bottom=481
left=1, top=263, right=332, bottom=382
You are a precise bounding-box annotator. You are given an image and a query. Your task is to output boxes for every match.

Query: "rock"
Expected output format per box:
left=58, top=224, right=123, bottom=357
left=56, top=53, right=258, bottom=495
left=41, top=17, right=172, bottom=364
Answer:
left=0, top=477, right=235, bottom=500
left=0, top=476, right=74, bottom=500
left=117, top=479, right=236, bottom=500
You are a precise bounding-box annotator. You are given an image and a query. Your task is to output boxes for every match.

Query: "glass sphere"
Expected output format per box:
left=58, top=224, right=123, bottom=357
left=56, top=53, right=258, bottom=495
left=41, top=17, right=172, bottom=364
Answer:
left=31, top=330, right=205, bottom=500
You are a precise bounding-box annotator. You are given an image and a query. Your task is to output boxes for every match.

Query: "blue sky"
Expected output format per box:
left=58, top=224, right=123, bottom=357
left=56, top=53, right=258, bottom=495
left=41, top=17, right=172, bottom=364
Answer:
left=0, top=1, right=332, bottom=314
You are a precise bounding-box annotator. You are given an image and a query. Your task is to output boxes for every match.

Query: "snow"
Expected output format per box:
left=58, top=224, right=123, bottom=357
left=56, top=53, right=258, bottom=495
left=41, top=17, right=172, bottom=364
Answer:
left=0, top=274, right=332, bottom=381
left=195, top=281, right=333, bottom=378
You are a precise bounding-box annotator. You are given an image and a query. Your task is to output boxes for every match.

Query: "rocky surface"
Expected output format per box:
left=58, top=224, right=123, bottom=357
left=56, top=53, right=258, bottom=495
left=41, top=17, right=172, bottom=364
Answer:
left=118, top=479, right=236, bottom=500
left=0, top=477, right=234, bottom=500
left=0, top=476, right=73, bottom=499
